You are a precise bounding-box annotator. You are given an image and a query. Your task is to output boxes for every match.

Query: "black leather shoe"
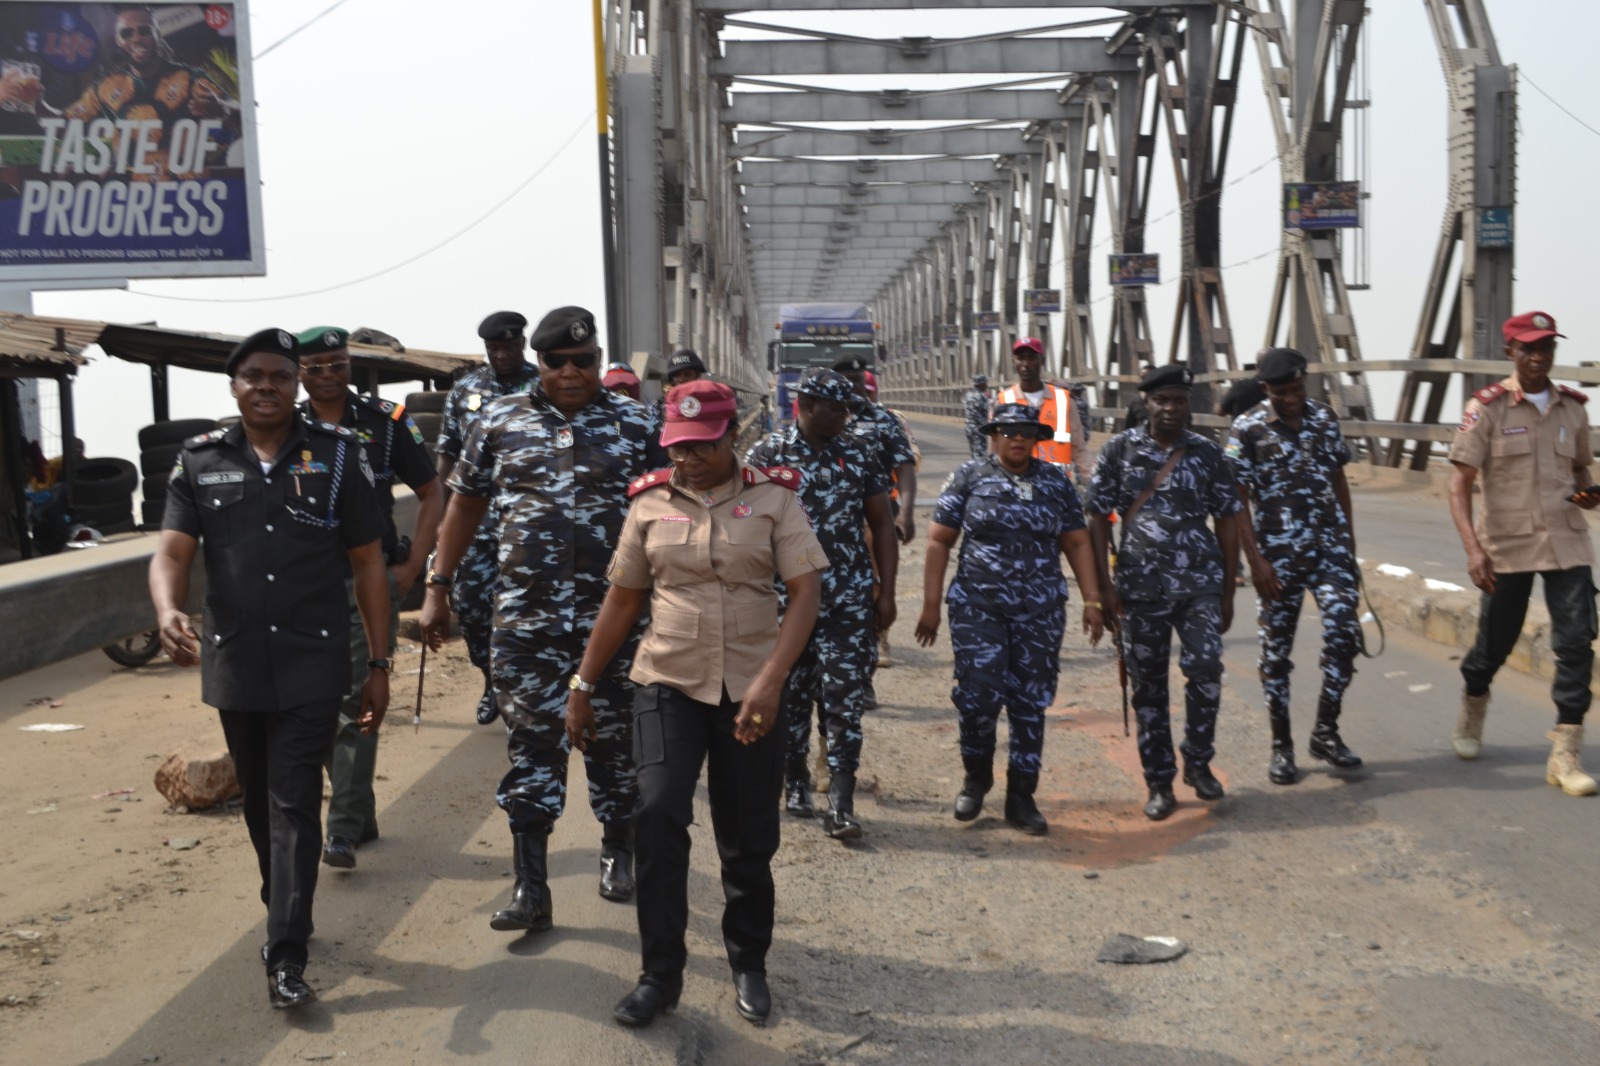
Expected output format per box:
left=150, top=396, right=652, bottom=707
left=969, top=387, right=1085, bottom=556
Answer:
left=490, top=832, right=553, bottom=932
left=359, top=819, right=379, bottom=845
left=321, top=835, right=356, bottom=870
left=598, top=821, right=635, bottom=903
left=1308, top=728, right=1364, bottom=769
left=612, top=977, right=682, bottom=1027
left=823, top=771, right=863, bottom=840
left=1268, top=745, right=1299, bottom=785
left=267, top=966, right=315, bottom=1010
left=475, top=673, right=499, bottom=725
left=784, top=777, right=814, bottom=818
left=1182, top=764, right=1225, bottom=801
left=1003, top=768, right=1049, bottom=835
left=1143, top=785, right=1177, bottom=821
left=954, top=754, right=993, bottom=822
left=733, top=971, right=771, bottom=1025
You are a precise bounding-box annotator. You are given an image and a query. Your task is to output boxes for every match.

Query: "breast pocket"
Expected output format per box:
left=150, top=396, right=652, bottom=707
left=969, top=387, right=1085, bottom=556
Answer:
left=198, top=481, right=244, bottom=534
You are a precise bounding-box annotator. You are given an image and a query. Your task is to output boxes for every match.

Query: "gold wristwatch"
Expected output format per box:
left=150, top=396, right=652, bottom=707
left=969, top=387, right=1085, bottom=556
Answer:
left=569, top=673, right=597, bottom=694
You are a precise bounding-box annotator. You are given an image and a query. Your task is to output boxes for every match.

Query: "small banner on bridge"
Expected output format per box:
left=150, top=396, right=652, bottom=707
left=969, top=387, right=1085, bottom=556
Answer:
left=1109, top=254, right=1159, bottom=286
left=0, top=2, right=263, bottom=281
left=1023, top=288, right=1061, bottom=314
left=941, top=322, right=961, bottom=343
left=1284, top=181, right=1361, bottom=230
left=1477, top=206, right=1513, bottom=249
left=975, top=310, right=1001, bottom=332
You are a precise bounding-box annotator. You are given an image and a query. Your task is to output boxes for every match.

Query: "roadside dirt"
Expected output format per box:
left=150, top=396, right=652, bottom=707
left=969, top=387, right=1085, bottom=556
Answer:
left=2, top=539, right=1598, bottom=1065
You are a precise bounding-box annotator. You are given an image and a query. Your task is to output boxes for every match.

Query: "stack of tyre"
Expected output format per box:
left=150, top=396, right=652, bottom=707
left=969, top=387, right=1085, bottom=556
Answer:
left=68, top=457, right=140, bottom=535
left=137, top=418, right=217, bottom=530
left=404, top=390, right=445, bottom=462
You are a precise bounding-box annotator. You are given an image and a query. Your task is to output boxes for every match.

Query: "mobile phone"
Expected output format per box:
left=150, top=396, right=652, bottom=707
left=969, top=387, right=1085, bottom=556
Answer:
left=1568, top=487, right=1600, bottom=505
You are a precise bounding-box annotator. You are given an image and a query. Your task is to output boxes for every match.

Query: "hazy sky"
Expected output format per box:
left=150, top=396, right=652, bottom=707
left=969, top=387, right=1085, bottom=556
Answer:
left=19, top=0, right=1600, bottom=461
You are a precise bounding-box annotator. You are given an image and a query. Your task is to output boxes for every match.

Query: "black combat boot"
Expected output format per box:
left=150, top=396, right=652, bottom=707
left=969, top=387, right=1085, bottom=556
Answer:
left=954, top=753, right=994, bottom=821
left=1003, top=767, right=1048, bottom=835
left=784, top=757, right=814, bottom=818
left=475, top=668, right=499, bottom=725
left=1143, top=784, right=1177, bottom=821
left=598, top=819, right=635, bottom=902
left=1182, top=762, right=1225, bottom=801
left=489, top=831, right=553, bottom=932
left=822, top=771, right=863, bottom=840
left=1268, top=699, right=1298, bottom=785
left=1308, top=693, right=1363, bottom=769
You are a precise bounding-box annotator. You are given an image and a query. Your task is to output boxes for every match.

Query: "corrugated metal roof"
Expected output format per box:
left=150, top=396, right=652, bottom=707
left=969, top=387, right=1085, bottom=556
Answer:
left=98, top=323, right=478, bottom=384
left=0, top=312, right=98, bottom=373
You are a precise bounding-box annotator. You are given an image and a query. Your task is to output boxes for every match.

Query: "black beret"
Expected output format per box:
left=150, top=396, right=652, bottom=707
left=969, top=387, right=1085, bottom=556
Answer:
left=226, top=327, right=299, bottom=376
left=1256, top=347, right=1308, bottom=385
left=530, top=306, right=597, bottom=352
left=1138, top=363, right=1193, bottom=394
left=832, top=354, right=870, bottom=373
left=666, top=349, right=705, bottom=375
left=477, top=311, right=527, bottom=343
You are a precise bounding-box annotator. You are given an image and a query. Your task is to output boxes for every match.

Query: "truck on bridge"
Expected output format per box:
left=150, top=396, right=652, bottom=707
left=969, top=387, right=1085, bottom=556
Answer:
left=769, top=303, right=876, bottom=429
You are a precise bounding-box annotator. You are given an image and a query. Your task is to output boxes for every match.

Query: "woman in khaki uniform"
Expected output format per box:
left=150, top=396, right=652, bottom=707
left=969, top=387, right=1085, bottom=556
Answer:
left=567, top=380, right=826, bottom=1028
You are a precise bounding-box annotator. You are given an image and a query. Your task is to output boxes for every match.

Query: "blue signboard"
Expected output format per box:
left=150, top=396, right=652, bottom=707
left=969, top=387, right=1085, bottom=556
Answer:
left=1023, top=288, right=1062, bottom=313
left=1478, top=207, right=1513, bottom=249
left=1109, top=254, right=1159, bottom=286
left=975, top=310, right=1001, bottom=332
left=1283, top=181, right=1361, bottom=230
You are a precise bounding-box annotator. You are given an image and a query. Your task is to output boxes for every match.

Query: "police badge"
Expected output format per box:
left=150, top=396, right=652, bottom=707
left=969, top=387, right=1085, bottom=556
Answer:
left=555, top=427, right=574, bottom=449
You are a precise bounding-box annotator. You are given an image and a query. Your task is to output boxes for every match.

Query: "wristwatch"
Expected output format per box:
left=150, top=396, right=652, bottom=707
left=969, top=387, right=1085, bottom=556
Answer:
left=425, top=569, right=454, bottom=589
left=368, top=658, right=393, bottom=673
left=568, top=673, right=597, bottom=694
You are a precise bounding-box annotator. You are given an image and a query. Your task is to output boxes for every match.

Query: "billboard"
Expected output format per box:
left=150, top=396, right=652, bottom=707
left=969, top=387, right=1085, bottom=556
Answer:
left=1023, top=288, right=1061, bottom=314
left=1109, top=253, right=1159, bottom=286
left=1283, top=181, right=1361, bottom=230
left=1477, top=206, right=1513, bottom=249
left=975, top=310, right=1000, bottom=332
left=0, top=2, right=261, bottom=281
left=940, top=322, right=960, bottom=343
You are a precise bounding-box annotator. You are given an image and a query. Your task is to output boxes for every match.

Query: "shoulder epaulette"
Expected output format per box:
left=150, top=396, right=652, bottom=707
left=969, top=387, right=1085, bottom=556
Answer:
left=360, top=394, right=404, bottom=419
left=755, top=464, right=803, bottom=490
left=1559, top=384, right=1589, bottom=405
left=1473, top=382, right=1509, bottom=405
left=628, top=468, right=672, bottom=498
left=309, top=419, right=359, bottom=440
left=184, top=428, right=227, bottom=448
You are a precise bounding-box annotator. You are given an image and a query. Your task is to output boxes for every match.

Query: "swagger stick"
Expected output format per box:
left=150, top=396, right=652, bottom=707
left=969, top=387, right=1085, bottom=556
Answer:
left=414, top=642, right=427, bottom=734
left=1116, top=626, right=1130, bottom=738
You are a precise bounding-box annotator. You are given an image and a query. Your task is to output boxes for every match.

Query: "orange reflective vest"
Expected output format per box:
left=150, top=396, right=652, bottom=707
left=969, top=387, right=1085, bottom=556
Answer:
left=996, top=383, right=1074, bottom=468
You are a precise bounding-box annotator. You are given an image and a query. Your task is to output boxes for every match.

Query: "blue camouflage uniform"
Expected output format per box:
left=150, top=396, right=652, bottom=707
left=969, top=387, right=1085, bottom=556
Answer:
left=962, top=388, right=992, bottom=459
left=1227, top=398, right=1359, bottom=720
left=436, top=363, right=538, bottom=684
left=746, top=425, right=890, bottom=775
left=449, top=387, right=662, bottom=834
left=933, top=454, right=1086, bottom=774
left=847, top=400, right=917, bottom=508
left=1088, top=427, right=1242, bottom=786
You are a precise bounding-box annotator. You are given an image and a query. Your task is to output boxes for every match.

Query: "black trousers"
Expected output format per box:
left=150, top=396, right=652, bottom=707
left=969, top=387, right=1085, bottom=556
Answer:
left=632, top=684, right=784, bottom=981
left=218, top=698, right=341, bottom=972
left=1460, top=566, right=1596, bottom=725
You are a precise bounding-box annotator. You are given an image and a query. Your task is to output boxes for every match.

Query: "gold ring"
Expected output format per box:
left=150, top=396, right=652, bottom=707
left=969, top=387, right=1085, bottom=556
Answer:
left=752, top=714, right=764, bottom=724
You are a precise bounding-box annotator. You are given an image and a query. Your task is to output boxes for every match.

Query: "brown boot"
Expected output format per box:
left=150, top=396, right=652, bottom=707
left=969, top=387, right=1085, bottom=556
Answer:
left=1546, top=724, right=1599, bottom=796
left=1453, top=691, right=1489, bottom=760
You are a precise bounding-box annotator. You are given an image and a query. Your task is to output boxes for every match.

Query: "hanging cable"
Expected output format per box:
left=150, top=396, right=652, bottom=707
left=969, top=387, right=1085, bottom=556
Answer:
left=255, top=0, right=358, bottom=60
left=1521, top=72, right=1600, bottom=140
left=126, top=113, right=594, bottom=304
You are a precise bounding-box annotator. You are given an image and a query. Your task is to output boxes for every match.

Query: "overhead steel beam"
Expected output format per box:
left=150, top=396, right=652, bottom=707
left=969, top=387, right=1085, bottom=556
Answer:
left=737, top=158, right=1012, bottom=185
left=716, top=39, right=1140, bottom=78
left=752, top=204, right=971, bottom=224
left=732, top=126, right=1045, bottom=157
left=758, top=251, right=934, bottom=265
left=746, top=221, right=953, bottom=238
left=739, top=183, right=993, bottom=207
left=701, top=0, right=1179, bottom=9
left=726, top=89, right=1081, bottom=124
left=754, top=236, right=945, bottom=250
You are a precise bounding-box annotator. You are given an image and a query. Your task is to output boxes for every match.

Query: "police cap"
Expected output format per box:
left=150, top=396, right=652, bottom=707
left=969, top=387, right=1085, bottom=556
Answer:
left=666, top=349, right=705, bottom=376
left=981, top=402, right=1049, bottom=438
left=1137, top=363, right=1193, bottom=394
left=973, top=373, right=988, bottom=387
left=795, top=367, right=855, bottom=405
left=1256, top=347, right=1308, bottom=385
left=226, top=327, right=299, bottom=377
left=477, top=310, right=527, bottom=343
left=832, top=354, right=871, bottom=373
left=530, top=306, right=597, bottom=352
left=296, top=326, right=348, bottom=357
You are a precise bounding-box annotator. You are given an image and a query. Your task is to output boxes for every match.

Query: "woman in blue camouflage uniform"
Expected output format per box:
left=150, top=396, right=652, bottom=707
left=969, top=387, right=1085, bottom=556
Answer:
left=915, top=403, right=1106, bottom=835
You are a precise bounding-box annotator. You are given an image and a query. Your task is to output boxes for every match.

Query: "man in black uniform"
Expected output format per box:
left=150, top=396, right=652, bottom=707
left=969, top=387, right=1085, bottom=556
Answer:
left=650, top=349, right=707, bottom=425
left=149, top=328, right=391, bottom=1009
left=297, top=326, right=442, bottom=869
left=436, top=312, right=538, bottom=724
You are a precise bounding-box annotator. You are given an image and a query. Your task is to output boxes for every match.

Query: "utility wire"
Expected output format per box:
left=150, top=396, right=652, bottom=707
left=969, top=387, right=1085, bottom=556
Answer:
left=127, top=113, right=594, bottom=304
left=1520, top=72, right=1600, bottom=140
left=255, top=0, right=357, bottom=60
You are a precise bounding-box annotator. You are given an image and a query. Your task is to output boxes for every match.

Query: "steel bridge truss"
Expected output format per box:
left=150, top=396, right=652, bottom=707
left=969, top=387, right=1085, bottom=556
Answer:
left=602, top=1, right=1519, bottom=462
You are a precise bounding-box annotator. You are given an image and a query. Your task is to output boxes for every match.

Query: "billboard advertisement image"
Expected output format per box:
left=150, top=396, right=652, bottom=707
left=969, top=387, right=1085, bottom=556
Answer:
left=1109, top=253, right=1159, bottom=286
left=1283, top=181, right=1361, bottom=230
left=1023, top=288, right=1061, bottom=314
left=0, top=2, right=261, bottom=280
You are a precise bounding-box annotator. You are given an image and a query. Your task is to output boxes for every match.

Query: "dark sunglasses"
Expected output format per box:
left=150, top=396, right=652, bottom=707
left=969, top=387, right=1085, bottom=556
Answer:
left=119, top=24, right=154, bottom=40
left=301, top=361, right=350, bottom=378
left=995, top=426, right=1038, bottom=439
left=540, top=351, right=598, bottom=371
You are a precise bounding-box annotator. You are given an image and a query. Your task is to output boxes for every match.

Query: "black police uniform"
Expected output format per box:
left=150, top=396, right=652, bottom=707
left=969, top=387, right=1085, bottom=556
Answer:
left=164, top=418, right=385, bottom=972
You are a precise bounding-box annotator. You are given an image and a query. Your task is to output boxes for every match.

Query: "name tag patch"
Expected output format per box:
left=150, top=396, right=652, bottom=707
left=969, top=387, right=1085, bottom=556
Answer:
left=196, top=471, right=244, bottom=485
left=1502, top=426, right=1529, bottom=435
left=657, top=514, right=691, bottom=523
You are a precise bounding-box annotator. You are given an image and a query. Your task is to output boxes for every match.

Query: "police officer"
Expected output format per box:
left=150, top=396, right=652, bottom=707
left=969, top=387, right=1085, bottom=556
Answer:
left=565, top=380, right=826, bottom=1027
left=994, top=337, right=1082, bottom=481
left=1228, top=348, right=1363, bottom=785
left=421, top=306, right=663, bottom=933
left=436, top=311, right=538, bottom=725
left=1448, top=310, right=1600, bottom=796
left=297, top=326, right=443, bottom=869
left=1087, top=364, right=1242, bottom=821
left=747, top=368, right=897, bottom=839
left=149, top=328, right=390, bottom=1009
left=962, top=374, right=991, bottom=459
left=916, top=403, right=1105, bottom=834
left=833, top=353, right=918, bottom=544
left=650, top=348, right=707, bottom=425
